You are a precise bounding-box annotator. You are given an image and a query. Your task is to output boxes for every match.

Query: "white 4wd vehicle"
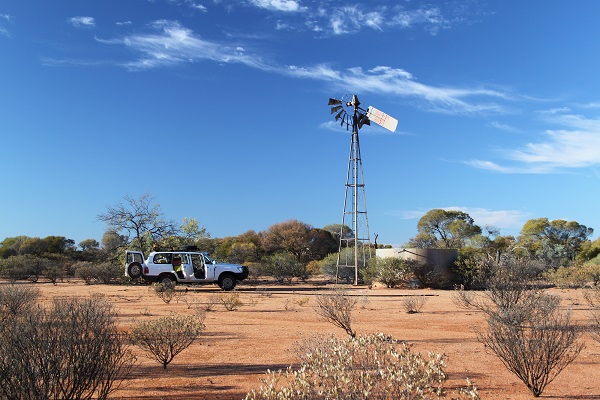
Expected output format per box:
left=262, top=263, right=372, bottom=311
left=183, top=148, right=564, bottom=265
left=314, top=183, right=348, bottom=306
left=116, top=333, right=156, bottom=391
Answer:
left=125, top=248, right=248, bottom=291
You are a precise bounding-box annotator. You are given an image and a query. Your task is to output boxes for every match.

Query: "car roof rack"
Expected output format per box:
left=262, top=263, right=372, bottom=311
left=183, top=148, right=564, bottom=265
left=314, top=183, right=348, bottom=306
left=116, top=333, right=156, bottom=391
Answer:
left=176, top=245, right=200, bottom=252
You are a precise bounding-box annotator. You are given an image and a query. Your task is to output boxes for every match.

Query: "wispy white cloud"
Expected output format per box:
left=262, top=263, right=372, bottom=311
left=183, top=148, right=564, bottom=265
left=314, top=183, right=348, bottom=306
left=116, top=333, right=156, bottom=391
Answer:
left=212, top=1, right=476, bottom=35
left=116, top=21, right=133, bottom=26
left=469, top=111, right=600, bottom=173
left=325, top=5, right=451, bottom=35
left=96, top=20, right=271, bottom=71
left=69, top=16, right=96, bottom=29
left=0, top=14, right=13, bottom=37
left=250, top=0, right=304, bottom=12
left=489, top=120, right=521, bottom=132
left=84, top=20, right=511, bottom=115
left=286, top=64, right=510, bottom=115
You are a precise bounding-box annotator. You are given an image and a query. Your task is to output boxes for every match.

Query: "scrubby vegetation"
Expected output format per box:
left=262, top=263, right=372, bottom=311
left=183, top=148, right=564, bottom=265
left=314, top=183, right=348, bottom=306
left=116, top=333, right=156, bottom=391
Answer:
left=245, top=333, right=479, bottom=400
left=0, top=291, right=135, bottom=400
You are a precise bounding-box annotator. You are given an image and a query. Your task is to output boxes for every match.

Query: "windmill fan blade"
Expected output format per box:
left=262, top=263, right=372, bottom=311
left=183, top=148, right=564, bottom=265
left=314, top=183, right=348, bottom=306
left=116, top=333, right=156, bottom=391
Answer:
left=366, top=106, right=398, bottom=132
left=328, top=98, right=342, bottom=105
left=334, top=110, right=345, bottom=121
left=330, top=105, right=343, bottom=114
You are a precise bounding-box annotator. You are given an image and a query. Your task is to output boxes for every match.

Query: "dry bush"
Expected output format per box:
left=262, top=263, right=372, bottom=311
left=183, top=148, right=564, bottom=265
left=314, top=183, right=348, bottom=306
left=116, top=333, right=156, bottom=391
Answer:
left=203, top=294, right=220, bottom=311
left=245, top=333, right=479, bottom=400
left=219, top=292, right=243, bottom=311
left=477, top=304, right=583, bottom=397
left=151, top=282, right=176, bottom=304
left=0, top=296, right=135, bottom=400
left=583, top=288, right=600, bottom=343
left=456, top=258, right=584, bottom=397
left=315, top=287, right=358, bottom=337
left=0, top=284, right=40, bottom=321
left=401, top=296, right=428, bottom=314
left=131, top=313, right=204, bottom=369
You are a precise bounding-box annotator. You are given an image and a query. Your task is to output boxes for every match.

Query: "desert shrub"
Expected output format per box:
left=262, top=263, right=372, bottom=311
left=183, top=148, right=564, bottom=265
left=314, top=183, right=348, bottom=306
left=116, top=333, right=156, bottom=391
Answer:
left=411, top=262, right=447, bottom=289
left=477, top=299, right=582, bottom=397
left=260, top=251, right=306, bottom=283
left=453, top=253, right=497, bottom=290
left=456, top=257, right=584, bottom=397
left=151, top=283, right=176, bottom=304
left=315, top=287, right=358, bottom=337
left=318, top=248, right=370, bottom=283
left=246, top=262, right=265, bottom=281
left=74, top=261, right=123, bottom=285
left=305, top=260, right=321, bottom=275
left=94, top=262, right=124, bottom=284
left=364, top=257, right=412, bottom=288
left=131, top=313, right=205, bottom=369
left=0, top=296, right=135, bottom=400
left=0, top=284, right=40, bottom=321
left=0, top=254, right=53, bottom=282
left=245, top=332, right=479, bottom=400
left=583, top=288, right=600, bottom=343
left=74, top=261, right=96, bottom=284
left=219, top=292, right=243, bottom=311
left=44, top=264, right=65, bottom=284
left=545, top=262, right=600, bottom=288
left=202, top=294, right=219, bottom=311
left=401, top=296, right=428, bottom=314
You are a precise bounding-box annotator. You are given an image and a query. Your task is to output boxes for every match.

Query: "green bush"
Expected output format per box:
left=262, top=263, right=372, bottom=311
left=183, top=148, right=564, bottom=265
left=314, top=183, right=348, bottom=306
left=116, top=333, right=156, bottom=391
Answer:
left=0, top=254, right=53, bottom=282
left=318, top=248, right=371, bottom=283
left=260, top=251, right=306, bottom=283
left=74, top=261, right=123, bottom=285
left=364, top=257, right=413, bottom=288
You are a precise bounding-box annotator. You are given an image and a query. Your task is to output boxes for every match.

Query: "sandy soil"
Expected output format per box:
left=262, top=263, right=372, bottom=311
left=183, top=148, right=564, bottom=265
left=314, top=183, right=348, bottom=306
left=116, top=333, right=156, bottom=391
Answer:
left=14, top=278, right=600, bottom=399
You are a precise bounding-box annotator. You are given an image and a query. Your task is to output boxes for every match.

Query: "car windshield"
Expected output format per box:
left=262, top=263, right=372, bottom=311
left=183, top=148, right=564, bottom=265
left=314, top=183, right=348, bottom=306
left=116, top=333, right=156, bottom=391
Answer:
left=202, top=254, right=215, bottom=264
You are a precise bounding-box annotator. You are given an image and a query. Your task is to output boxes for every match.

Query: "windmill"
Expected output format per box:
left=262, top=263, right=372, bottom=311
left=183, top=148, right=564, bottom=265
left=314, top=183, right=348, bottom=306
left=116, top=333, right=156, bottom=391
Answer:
left=328, top=94, right=398, bottom=285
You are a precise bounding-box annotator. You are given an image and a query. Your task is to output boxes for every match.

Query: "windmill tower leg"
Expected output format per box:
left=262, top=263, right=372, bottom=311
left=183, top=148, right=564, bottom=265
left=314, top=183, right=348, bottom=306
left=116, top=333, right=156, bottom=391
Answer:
left=336, top=126, right=372, bottom=285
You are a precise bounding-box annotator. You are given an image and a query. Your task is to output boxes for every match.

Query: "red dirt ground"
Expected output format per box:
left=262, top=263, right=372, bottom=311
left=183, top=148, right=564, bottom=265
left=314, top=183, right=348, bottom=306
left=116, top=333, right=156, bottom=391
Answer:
left=16, top=279, right=600, bottom=399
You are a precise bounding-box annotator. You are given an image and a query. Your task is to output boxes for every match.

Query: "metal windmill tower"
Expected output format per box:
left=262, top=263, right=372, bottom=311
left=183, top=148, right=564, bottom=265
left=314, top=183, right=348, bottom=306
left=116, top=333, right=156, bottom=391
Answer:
left=328, top=94, right=398, bottom=285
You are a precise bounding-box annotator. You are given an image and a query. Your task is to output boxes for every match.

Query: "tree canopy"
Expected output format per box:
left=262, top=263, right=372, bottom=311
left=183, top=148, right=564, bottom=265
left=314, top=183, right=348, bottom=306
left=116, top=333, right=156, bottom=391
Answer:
left=407, top=209, right=482, bottom=249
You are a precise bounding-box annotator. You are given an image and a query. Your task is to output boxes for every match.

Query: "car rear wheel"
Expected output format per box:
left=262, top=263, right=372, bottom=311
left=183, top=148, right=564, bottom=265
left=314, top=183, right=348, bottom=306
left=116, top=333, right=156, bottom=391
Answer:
left=218, top=274, right=236, bottom=291
left=127, top=262, right=142, bottom=279
left=159, top=274, right=176, bottom=289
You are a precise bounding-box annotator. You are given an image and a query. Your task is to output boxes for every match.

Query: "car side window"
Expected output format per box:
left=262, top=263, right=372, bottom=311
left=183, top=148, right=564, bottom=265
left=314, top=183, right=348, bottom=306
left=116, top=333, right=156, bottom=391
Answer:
left=172, top=253, right=190, bottom=265
left=191, top=254, right=204, bottom=268
left=153, top=253, right=172, bottom=264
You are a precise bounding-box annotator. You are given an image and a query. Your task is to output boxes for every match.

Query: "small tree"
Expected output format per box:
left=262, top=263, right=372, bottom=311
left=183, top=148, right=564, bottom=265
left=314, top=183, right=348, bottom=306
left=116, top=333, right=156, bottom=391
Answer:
left=131, top=313, right=204, bottom=369
left=315, top=287, right=358, bottom=337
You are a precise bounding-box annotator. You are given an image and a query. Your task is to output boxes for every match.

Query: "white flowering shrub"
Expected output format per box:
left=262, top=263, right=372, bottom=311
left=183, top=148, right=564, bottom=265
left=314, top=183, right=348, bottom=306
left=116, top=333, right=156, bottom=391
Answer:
left=245, top=333, right=479, bottom=400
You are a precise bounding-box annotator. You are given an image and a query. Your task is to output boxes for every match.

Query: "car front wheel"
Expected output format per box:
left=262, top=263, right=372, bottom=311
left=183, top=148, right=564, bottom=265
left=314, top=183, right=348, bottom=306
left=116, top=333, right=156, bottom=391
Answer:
left=218, top=274, right=236, bottom=291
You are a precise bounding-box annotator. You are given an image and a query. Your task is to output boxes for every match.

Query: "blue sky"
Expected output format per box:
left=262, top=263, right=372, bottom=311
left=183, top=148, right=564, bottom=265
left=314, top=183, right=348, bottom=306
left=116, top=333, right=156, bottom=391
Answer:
left=2, top=0, right=600, bottom=247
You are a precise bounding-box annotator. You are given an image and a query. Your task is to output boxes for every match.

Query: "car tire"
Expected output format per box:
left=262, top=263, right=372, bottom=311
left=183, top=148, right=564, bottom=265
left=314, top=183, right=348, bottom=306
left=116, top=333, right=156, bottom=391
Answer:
left=127, top=262, right=142, bottom=279
left=159, top=274, right=176, bottom=289
left=218, top=273, right=236, bottom=291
